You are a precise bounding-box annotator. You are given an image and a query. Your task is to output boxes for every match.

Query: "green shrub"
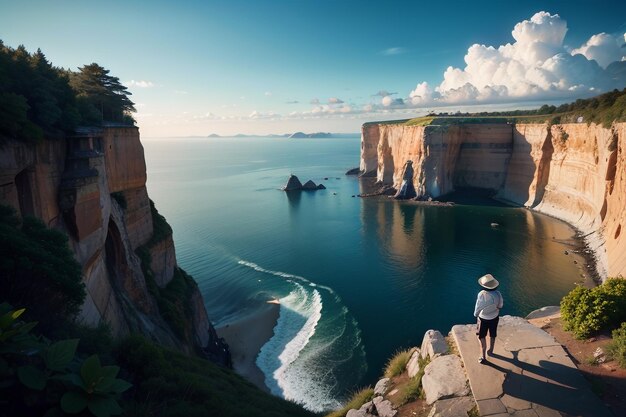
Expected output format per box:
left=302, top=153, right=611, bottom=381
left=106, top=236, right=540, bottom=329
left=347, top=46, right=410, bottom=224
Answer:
left=561, top=278, right=626, bottom=339
left=116, top=335, right=315, bottom=417
left=0, top=304, right=130, bottom=417
left=607, top=322, right=626, bottom=368
left=325, top=387, right=374, bottom=417
left=383, top=348, right=412, bottom=378
left=0, top=205, right=85, bottom=332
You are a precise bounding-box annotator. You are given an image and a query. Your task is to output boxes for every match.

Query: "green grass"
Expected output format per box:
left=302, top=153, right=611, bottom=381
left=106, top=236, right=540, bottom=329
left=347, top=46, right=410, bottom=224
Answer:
left=384, top=348, right=413, bottom=378
left=371, top=88, right=626, bottom=129
left=396, top=356, right=429, bottom=406
left=116, top=335, right=316, bottom=417
left=324, top=387, right=374, bottom=417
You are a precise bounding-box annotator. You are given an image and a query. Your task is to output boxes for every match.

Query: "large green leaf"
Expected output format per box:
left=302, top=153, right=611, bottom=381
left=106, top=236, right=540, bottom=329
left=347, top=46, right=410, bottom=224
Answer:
left=80, top=354, right=101, bottom=389
left=109, top=378, right=132, bottom=394
left=87, top=396, right=122, bottom=417
left=61, top=390, right=88, bottom=414
left=99, top=365, right=119, bottom=379
left=44, top=339, right=78, bottom=371
left=0, top=308, right=25, bottom=329
left=17, top=365, right=46, bottom=390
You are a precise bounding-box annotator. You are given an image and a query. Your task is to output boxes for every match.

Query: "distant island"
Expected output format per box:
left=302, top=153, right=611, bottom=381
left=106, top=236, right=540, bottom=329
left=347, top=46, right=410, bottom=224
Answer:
left=288, top=132, right=332, bottom=138
left=206, top=132, right=354, bottom=138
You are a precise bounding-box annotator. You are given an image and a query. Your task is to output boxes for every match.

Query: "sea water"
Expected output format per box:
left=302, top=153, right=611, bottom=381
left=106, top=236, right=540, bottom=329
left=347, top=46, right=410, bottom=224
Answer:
left=143, top=136, right=586, bottom=412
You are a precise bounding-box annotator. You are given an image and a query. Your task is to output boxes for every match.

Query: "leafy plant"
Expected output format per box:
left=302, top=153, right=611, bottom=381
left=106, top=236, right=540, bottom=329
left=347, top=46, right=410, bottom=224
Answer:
left=60, top=355, right=131, bottom=417
left=0, top=304, right=131, bottom=417
left=561, top=278, right=626, bottom=339
left=607, top=322, right=626, bottom=368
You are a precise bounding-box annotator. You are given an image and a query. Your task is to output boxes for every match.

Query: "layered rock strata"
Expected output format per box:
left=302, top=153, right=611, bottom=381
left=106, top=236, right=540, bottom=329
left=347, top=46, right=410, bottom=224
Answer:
left=0, top=126, right=227, bottom=361
left=361, top=121, right=626, bottom=280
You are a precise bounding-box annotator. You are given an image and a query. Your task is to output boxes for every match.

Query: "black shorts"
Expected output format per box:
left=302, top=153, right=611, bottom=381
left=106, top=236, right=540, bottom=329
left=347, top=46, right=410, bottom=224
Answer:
left=477, top=316, right=499, bottom=338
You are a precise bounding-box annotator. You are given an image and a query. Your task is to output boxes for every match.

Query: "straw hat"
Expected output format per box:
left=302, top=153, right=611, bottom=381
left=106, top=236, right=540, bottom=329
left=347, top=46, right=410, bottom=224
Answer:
left=478, top=273, right=499, bottom=289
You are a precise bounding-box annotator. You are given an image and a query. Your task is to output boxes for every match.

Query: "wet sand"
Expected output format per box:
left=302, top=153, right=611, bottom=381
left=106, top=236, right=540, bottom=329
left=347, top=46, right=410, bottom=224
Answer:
left=216, top=301, right=280, bottom=392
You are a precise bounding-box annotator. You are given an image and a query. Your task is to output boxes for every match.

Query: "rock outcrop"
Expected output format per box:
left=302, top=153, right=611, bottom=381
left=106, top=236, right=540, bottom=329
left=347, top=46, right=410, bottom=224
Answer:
left=282, top=175, right=326, bottom=191
left=361, top=121, right=626, bottom=280
left=0, top=126, right=228, bottom=361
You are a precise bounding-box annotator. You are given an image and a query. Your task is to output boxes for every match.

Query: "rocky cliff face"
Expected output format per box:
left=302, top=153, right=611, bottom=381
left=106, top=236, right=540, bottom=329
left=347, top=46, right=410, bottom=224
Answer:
left=361, top=121, right=626, bottom=280
left=0, top=127, right=227, bottom=361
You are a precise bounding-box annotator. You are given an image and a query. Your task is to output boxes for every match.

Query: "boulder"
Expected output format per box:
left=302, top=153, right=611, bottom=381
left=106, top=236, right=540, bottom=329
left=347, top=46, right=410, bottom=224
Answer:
left=374, top=377, right=390, bottom=396
left=283, top=175, right=303, bottom=191
left=406, top=348, right=422, bottom=378
left=317, top=183, right=326, bottom=190
left=346, top=167, right=361, bottom=175
left=359, top=401, right=375, bottom=414
left=302, top=180, right=318, bottom=190
left=346, top=409, right=374, bottom=417
left=422, top=355, right=469, bottom=405
left=421, top=330, right=448, bottom=360
left=373, top=396, right=397, bottom=417
left=427, top=396, right=474, bottom=417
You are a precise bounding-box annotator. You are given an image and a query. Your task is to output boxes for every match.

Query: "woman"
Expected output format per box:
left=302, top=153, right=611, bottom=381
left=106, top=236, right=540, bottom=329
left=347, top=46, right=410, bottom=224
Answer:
left=474, top=273, right=504, bottom=364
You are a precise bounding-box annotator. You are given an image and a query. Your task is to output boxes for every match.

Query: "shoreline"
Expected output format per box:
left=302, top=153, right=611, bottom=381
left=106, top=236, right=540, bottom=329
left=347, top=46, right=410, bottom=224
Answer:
left=216, top=301, right=281, bottom=393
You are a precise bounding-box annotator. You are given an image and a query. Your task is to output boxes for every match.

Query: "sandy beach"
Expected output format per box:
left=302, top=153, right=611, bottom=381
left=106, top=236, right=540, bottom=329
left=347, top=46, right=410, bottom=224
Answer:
left=216, top=301, right=280, bottom=392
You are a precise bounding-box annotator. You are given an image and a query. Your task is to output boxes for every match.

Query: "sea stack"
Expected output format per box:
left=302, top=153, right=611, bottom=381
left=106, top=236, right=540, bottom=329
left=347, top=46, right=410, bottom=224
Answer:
left=282, top=175, right=326, bottom=191
left=283, top=174, right=303, bottom=191
left=394, top=160, right=417, bottom=199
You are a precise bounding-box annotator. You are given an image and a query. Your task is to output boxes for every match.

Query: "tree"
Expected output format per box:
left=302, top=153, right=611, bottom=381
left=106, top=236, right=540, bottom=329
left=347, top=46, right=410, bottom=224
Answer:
left=70, top=63, right=136, bottom=124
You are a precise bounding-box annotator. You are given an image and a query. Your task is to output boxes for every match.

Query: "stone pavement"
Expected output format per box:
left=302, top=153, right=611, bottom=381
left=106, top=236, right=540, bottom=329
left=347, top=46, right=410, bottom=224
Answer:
left=451, top=316, right=613, bottom=417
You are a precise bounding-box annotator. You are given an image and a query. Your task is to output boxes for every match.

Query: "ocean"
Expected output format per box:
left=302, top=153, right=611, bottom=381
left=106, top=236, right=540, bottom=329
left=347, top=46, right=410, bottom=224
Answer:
left=143, top=135, right=587, bottom=412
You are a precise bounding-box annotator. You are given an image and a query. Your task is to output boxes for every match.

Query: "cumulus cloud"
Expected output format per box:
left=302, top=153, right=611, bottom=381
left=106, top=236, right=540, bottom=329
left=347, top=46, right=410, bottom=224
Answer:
left=249, top=110, right=279, bottom=119
left=382, top=96, right=405, bottom=107
left=405, top=11, right=625, bottom=106
left=126, top=80, right=154, bottom=88
left=328, top=97, right=344, bottom=104
left=571, top=32, right=626, bottom=68
left=381, top=47, right=407, bottom=56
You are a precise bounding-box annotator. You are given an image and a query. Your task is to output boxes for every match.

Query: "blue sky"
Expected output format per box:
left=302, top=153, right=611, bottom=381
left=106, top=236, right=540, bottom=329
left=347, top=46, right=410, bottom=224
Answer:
left=1, top=0, right=625, bottom=136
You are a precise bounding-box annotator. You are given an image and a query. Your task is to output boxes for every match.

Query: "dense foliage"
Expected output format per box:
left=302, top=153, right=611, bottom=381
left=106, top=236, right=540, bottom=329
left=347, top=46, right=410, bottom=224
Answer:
left=0, top=41, right=135, bottom=143
left=607, top=322, right=626, bottom=368
left=115, top=335, right=316, bottom=417
left=0, top=205, right=85, bottom=331
left=560, top=278, right=626, bottom=339
left=0, top=304, right=131, bottom=417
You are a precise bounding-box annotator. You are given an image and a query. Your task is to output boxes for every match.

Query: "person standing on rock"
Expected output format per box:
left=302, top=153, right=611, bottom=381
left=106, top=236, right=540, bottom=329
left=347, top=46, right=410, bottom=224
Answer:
left=474, top=273, right=503, bottom=364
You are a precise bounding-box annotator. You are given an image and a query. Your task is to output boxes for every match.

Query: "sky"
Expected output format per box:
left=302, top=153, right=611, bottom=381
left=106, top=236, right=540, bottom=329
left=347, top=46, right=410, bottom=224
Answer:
left=1, top=0, right=625, bottom=137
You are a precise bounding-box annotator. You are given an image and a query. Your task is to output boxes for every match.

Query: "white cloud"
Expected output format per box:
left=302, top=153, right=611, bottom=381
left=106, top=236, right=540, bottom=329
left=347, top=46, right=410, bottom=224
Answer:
left=571, top=32, right=625, bottom=68
left=249, top=110, right=279, bottom=119
left=405, top=11, right=625, bottom=106
left=328, top=97, right=344, bottom=104
left=126, top=80, right=154, bottom=88
left=381, top=47, right=407, bottom=56
left=373, top=90, right=397, bottom=97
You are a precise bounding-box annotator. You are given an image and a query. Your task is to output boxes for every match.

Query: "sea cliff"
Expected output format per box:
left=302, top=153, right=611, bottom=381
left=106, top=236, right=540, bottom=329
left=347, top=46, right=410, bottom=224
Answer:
left=360, top=121, right=626, bottom=280
left=0, top=126, right=228, bottom=361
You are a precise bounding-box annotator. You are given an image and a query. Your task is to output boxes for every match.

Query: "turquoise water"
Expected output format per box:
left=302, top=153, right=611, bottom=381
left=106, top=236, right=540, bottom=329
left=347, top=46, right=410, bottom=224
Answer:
left=143, top=136, right=585, bottom=412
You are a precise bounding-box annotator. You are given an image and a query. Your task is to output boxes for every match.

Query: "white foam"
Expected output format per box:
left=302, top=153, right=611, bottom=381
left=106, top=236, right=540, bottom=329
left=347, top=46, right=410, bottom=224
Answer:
left=239, top=259, right=362, bottom=412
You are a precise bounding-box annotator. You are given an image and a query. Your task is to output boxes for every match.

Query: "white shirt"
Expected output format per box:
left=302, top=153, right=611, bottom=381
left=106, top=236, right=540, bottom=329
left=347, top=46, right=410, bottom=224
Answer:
left=474, top=290, right=503, bottom=320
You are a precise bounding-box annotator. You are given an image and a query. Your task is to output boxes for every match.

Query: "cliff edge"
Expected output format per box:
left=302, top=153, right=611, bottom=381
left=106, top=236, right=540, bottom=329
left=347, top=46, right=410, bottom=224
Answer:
left=0, top=126, right=228, bottom=362
left=360, top=121, right=626, bottom=280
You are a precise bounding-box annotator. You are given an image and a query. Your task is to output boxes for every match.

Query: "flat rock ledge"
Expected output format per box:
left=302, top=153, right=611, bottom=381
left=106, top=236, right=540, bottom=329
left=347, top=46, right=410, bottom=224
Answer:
left=427, top=396, right=475, bottom=417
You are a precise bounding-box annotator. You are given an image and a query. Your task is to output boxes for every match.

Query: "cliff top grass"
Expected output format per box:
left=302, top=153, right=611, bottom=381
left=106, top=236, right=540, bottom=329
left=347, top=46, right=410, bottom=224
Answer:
left=369, top=88, right=626, bottom=129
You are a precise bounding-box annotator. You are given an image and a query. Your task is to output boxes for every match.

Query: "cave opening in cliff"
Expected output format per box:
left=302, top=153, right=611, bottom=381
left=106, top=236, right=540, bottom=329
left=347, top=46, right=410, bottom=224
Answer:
left=15, top=168, right=35, bottom=217
left=105, top=218, right=129, bottom=288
